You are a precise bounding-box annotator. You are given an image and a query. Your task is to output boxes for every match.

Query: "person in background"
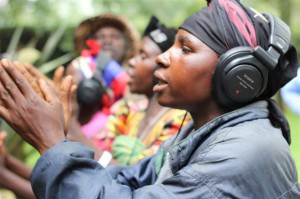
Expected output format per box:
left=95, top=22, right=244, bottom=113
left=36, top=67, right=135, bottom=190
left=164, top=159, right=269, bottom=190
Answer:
left=281, top=67, right=300, bottom=115
left=66, top=13, right=140, bottom=139
left=0, top=131, right=35, bottom=199
left=73, top=13, right=139, bottom=66
left=0, top=0, right=299, bottom=198
left=91, top=16, right=190, bottom=166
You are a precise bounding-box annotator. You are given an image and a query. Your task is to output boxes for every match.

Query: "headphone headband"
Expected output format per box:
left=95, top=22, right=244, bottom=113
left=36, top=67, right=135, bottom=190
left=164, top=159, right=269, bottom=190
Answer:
left=253, top=13, right=291, bottom=70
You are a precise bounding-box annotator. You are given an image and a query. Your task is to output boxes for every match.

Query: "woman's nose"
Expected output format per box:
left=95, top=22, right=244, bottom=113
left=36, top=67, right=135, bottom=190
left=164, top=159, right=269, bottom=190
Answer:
left=128, top=56, right=136, bottom=68
left=155, top=51, right=170, bottom=68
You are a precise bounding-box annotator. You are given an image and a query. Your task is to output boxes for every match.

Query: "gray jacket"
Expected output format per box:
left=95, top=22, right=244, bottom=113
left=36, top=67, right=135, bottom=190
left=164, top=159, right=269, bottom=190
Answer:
left=31, top=100, right=300, bottom=198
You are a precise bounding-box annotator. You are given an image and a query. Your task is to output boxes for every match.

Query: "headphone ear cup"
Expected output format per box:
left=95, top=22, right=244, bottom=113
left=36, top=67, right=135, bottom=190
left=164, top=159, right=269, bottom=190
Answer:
left=77, top=78, right=106, bottom=105
left=212, top=46, right=268, bottom=108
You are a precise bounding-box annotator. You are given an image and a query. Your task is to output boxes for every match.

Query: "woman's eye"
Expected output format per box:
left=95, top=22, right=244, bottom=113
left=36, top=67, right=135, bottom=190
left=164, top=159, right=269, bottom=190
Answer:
left=140, top=53, right=147, bottom=60
left=182, top=46, right=191, bottom=53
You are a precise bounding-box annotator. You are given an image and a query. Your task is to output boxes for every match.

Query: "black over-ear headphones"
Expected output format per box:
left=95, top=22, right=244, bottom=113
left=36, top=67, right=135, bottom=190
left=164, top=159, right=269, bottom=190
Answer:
left=212, top=13, right=291, bottom=109
left=76, top=52, right=110, bottom=105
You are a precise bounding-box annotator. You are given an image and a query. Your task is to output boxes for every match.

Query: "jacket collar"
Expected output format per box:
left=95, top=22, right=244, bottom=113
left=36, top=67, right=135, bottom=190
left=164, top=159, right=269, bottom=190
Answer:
left=162, top=100, right=278, bottom=174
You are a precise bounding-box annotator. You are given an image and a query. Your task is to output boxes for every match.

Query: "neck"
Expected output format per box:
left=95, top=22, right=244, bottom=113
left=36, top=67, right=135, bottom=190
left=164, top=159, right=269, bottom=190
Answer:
left=189, top=103, right=225, bottom=130
left=145, top=94, right=166, bottom=116
left=138, top=94, right=169, bottom=135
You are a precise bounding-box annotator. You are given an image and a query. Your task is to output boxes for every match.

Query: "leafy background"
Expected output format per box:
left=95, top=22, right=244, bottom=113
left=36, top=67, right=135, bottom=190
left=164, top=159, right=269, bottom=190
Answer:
left=0, top=0, right=299, bottom=174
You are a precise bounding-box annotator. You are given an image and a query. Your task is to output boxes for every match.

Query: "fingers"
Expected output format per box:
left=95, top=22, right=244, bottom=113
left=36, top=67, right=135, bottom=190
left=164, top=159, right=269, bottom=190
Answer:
left=59, top=75, right=73, bottom=97
left=71, top=84, right=78, bottom=104
left=24, top=63, right=43, bottom=79
left=0, top=61, right=15, bottom=121
left=70, top=84, right=79, bottom=118
left=0, top=131, right=7, bottom=146
left=13, top=61, right=44, bottom=99
left=0, top=131, right=8, bottom=159
left=58, top=75, right=73, bottom=133
left=38, top=79, right=60, bottom=104
left=24, top=63, right=44, bottom=80
left=53, top=66, right=65, bottom=89
left=0, top=84, right=10, bottom=120
left=24, top=63, right=55, bottom=87
left=59, top=75, right=73, bottom=109
left=0, top=59, right=27, bottom=102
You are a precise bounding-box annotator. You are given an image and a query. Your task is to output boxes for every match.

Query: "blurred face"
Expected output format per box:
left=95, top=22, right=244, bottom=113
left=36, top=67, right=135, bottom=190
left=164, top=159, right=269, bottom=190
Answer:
left=127, top=36, right=162, bottom=97
left=153, top=29, right=219, bottom=112
left=93, top=26, right=127, bottom=64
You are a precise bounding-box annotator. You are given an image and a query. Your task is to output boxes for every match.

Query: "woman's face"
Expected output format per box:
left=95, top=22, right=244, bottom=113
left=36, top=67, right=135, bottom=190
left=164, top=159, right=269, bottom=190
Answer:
left=154, top=29, right=219, bottom=112
left=127, top=36, right=162, bottom=97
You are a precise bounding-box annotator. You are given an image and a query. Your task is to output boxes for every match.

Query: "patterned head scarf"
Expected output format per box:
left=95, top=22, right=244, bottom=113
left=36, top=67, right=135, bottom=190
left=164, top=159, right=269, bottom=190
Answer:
left=144, top=16, right=177, bottom=53
left=179, top=0, right=298, bottom=98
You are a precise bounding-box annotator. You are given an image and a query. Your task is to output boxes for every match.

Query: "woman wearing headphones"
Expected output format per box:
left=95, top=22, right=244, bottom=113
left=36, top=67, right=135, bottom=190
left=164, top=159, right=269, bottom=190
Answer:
left=0, top=0, right=298, bottom=198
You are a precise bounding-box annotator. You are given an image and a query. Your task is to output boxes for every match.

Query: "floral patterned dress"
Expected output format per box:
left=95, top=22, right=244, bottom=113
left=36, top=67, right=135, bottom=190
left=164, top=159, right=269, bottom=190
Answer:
left=92, top=98, right=191, bottom=165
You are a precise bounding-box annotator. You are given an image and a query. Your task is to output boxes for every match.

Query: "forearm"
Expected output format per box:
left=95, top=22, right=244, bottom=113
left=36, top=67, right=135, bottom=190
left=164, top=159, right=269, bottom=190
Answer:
left=5, top=155, right=32, bottom=180
left=30, top=140, right=160, bottom=199
left=0, top=167, right=36, bottom=199
left=30, top=140, right=112, bottom=199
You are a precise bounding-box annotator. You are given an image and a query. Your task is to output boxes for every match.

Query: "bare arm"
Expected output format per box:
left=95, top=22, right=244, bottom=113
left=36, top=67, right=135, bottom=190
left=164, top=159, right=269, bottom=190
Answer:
left=0, top=131, right=35, bottom=198
left=5, top=155, right=32, bottom=180
left=0, top=167, right=36, bottom=199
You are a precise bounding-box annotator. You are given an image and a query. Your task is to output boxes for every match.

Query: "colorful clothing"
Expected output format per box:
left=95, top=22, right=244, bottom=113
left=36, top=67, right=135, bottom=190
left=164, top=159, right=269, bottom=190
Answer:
left=81, top=110, right=110, bottom=138
left=92, top=98, right=190, bottom=165
left=71, top=39, right=129, bottom=137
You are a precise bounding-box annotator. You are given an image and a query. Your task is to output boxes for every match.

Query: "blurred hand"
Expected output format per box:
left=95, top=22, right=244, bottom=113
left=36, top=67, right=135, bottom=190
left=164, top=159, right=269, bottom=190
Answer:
left=57, top=75, right=73, bottom=133
left=23, top=63, right=54, bottom=87
left=0, top=131, right=8, bottom=167
left=66, top=85, right=84, bottom=141
left=0, top=59, right=65, bottom=154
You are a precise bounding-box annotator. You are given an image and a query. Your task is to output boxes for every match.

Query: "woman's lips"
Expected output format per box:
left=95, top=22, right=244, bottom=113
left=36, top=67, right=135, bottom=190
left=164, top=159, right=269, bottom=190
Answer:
left=153, top=71, right=168, bottom=92
left=127, top=75, right=135, bottom=85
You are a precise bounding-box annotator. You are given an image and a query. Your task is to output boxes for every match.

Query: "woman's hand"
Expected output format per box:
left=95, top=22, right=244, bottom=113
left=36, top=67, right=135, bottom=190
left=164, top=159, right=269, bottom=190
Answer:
left=0, top=59, right=66, bottom=154
left=24, top=64, right=73, bottom=134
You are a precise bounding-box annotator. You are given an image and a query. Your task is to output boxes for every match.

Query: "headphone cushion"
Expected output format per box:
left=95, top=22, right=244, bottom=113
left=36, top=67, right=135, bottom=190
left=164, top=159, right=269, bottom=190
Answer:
left=213, top=46, right=267, bottom=108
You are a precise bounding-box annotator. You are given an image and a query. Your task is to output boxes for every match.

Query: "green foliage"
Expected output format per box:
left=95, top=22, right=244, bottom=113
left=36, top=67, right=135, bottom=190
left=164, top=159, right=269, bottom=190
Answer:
left=6, top=27, right=24, bottom=55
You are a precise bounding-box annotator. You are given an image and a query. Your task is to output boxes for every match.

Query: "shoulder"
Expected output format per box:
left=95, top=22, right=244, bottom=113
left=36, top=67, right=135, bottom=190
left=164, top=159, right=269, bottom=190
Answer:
left=181, top=119, right=296, bottom=197
left=201, top=119, right=287, bottom=163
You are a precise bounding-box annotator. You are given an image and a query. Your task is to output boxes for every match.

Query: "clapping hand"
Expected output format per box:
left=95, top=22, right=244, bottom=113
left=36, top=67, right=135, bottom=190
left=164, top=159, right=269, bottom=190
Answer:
left=14, top=62, right=75, bottom=132
left=0, top=59, right=68, bottom=154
